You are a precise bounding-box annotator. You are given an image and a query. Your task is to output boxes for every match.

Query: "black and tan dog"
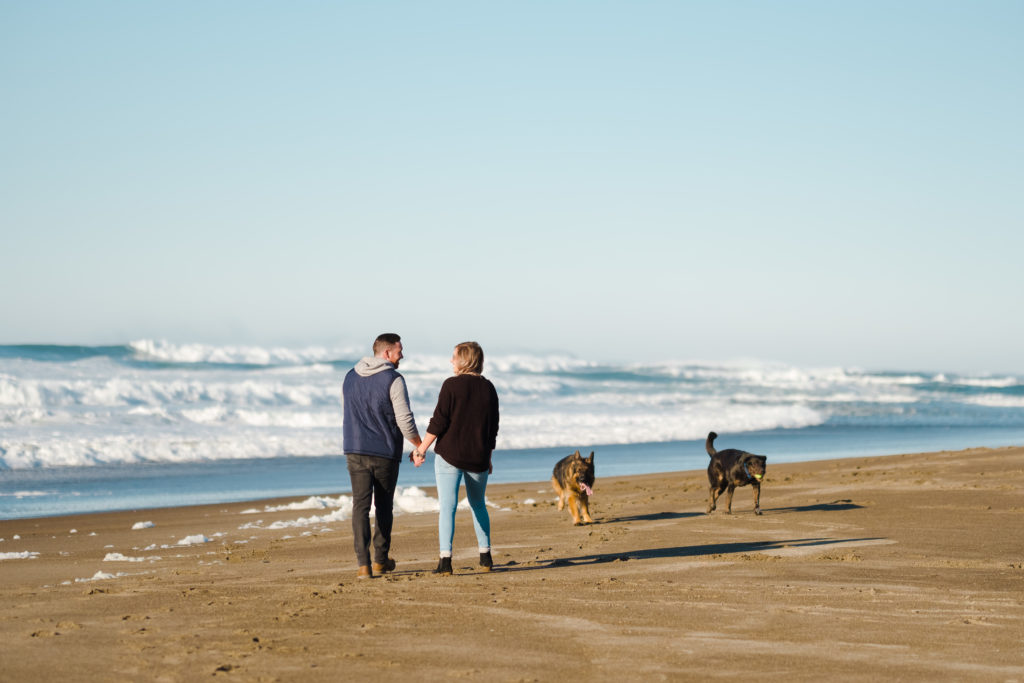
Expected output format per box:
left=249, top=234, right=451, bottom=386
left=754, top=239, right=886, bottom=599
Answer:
left=705, top=431, right=767, bottom=515
left=552, top=450, right=595, bottom=525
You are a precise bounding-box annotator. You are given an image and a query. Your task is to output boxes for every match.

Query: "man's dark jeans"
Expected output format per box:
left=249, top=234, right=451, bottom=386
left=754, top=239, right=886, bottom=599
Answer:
left=346, top=453, right=401, bottom=567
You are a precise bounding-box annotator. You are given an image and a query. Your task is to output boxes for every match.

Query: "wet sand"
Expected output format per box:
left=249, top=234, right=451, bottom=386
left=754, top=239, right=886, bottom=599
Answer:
left=2, top=446, right=1023, bottom=681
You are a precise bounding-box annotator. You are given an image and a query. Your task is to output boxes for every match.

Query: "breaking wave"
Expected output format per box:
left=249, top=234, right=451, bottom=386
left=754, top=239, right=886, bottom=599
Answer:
left=2, top=341, right=1022, bottom=469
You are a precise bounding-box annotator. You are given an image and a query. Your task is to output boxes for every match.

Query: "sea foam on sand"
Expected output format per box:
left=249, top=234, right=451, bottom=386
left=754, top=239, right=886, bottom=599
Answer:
left=0, top=551, right=39, bottom=560
left=5, top=486, right=502, bottom=587
left=234, top=486, right=503, bottom=530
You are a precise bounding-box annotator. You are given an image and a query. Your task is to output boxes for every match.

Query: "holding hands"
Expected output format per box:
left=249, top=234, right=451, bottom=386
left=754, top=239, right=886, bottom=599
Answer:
left=411, top=433, right=437, bottom=468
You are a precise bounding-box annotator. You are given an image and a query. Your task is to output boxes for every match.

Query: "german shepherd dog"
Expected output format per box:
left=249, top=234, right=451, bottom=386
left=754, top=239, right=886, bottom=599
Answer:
left=706, top=432, right=767, bottom=515
left=552, top=450, right=596, bottom=525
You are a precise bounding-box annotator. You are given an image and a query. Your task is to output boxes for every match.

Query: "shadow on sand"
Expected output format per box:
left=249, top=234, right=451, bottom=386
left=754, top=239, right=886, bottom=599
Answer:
left=765, top=499, right=864, bottom=513
left=594, top=499, right=862, bottom=524
left=495, top=537, right=885, bottom=573
left=600, top=511, right=704, bottom=524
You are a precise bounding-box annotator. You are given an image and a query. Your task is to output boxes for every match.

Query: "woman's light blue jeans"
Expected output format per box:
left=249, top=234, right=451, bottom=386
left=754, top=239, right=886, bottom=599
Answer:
left=434, top=455, right=490, bottom=555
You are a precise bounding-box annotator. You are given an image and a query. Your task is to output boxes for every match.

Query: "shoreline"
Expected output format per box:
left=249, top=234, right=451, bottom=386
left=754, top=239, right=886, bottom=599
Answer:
left=2, top=445, right=1023, bottom=680
left=7, top=424, right=1024, bottom=520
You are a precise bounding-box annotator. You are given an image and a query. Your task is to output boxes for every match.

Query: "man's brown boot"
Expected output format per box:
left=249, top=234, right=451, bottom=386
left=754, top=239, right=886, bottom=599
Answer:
left=372, top=558, right=396, bottom=574
left=356, top=565, right=372, bottom=579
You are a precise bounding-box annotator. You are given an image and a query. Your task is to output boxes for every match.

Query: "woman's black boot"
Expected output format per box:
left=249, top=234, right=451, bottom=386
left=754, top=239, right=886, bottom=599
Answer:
left=434, top=556, right=453, bottom=575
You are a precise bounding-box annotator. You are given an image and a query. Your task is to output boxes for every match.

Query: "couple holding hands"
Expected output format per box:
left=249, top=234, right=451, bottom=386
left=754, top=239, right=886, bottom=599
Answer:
left=342, top=334, right=499, bottom=578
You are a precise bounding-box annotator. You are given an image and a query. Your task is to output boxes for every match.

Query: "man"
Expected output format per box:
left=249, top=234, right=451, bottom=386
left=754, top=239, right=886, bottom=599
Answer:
left=342, top=333, right=424, bottom=579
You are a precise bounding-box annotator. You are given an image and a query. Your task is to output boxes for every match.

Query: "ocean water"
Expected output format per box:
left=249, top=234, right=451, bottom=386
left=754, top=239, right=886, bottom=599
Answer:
left=2, top=340, right=1024, bottom=519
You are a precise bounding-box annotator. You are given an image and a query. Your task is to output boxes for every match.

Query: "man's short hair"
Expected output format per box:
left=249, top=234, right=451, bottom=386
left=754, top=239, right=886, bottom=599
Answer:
left=373, top=333, right=402, bottom=355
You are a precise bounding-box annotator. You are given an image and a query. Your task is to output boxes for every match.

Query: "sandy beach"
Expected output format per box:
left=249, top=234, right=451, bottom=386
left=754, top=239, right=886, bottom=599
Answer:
left=2, top=445, right=1023, bottom=681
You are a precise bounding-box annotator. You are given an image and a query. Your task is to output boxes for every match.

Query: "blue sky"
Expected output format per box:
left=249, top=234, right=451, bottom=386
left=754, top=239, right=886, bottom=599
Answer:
left=3, top=2, right=1022, bottom=373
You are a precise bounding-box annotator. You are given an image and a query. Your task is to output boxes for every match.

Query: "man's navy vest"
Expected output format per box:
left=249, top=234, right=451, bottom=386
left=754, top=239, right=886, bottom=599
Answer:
left=342, top=367, right=403, bottom=459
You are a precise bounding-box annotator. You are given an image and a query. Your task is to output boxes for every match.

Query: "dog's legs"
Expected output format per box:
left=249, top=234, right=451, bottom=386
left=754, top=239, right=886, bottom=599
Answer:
left=567, top=492, right=582, bottom=525
left=725, top=484, right=736, bottom=514
left=752, top=482, right=761, bottom=515
left=578, top=494, right=594, bottom=524
left=707, top=485, right=719, bottom=514
left=552, top=476, right=565, bottom=511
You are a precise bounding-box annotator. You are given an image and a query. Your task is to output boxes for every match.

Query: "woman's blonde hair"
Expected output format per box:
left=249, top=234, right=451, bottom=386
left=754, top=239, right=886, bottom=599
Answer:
left=453, top=341, right=484, bottom=375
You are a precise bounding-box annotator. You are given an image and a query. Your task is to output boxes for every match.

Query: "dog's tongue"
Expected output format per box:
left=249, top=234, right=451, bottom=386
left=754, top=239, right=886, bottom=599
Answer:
left=580, top=481, right=593, bottom=496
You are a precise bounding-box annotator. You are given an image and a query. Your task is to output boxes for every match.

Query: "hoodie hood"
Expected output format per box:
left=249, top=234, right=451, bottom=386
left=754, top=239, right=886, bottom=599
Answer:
left=354, top=356, right=396, bottom=377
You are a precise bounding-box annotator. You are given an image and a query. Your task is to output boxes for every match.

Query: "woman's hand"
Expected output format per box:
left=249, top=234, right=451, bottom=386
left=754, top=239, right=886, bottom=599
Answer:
left=411, top=433, right=436, bottom=468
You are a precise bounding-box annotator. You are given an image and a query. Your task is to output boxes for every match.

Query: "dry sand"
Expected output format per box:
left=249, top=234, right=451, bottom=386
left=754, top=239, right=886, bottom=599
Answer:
left=2, top=446, right=1023, bottom=682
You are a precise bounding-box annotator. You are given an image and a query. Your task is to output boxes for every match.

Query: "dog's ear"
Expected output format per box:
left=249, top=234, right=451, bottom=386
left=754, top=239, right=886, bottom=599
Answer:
left=587, top=451, right=595, bottom=463
left=572, top=449, right=581, bottom=459
left=741, top=453, right=767, bottom=466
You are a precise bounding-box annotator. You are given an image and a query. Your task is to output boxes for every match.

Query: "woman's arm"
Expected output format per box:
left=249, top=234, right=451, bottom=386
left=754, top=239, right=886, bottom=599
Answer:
left=411, top=379, right=452, bottom=463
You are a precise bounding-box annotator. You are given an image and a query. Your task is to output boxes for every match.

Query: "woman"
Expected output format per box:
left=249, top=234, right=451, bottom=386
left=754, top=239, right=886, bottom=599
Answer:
left=411, top=341, right=500, bottom=575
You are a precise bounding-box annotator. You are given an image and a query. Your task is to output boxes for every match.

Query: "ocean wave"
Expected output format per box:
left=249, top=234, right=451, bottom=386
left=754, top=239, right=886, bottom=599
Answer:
left=127, top=340, right=354, bottom=367
left=0, top=376, right=340, bottom=409
left=958, top=377, right=1022, bottom=389
left=181, top=407, right=338, bottom=428
left=0, top=490, right=53, bottom=499
left=0, top=434, right=336, bottom=469
left=2, top=341, right=1022, bottom=470
left=498, top=403, right=826, bottom=449
left=960, top=395, right=1024, bottom=408
left=0, top=402, right=826, bottom=469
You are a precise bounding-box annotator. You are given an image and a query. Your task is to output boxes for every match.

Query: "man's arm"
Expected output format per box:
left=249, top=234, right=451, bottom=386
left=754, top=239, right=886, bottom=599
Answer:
left=390, top=376, right=422, bottom=447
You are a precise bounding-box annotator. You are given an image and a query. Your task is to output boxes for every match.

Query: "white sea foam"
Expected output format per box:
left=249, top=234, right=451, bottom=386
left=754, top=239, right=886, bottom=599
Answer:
left=0, top=376, right=339, bottom=410
left=131, top=521, right=155, bottom=530
left=232, top=410, right=336, bottom=428
left=394, top=487, right=441, bottom=513
left=266, top=508, right=349, bottom=529
left=0, top=433, right=334, bottom=469
left=258, top=495, right=350, bottom=512
left=0, top=551, right=39, bottom=560
left=103, top=553, right=149, bottom=562
left=128, top=339, right=352, bottom=366
left=957, top=376, right=1021, bottom=388
left=962, top=395, right=1024, bottom=408
left=75, top=570, right=125, bottom=582
left=176, top=534, right=211, bottom=546
left=238, top=487, right=437, bottom=530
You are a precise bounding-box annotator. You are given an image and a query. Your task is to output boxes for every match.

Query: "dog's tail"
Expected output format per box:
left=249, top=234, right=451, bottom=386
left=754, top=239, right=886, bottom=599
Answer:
left=705, top=431, right=718, bottom=457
